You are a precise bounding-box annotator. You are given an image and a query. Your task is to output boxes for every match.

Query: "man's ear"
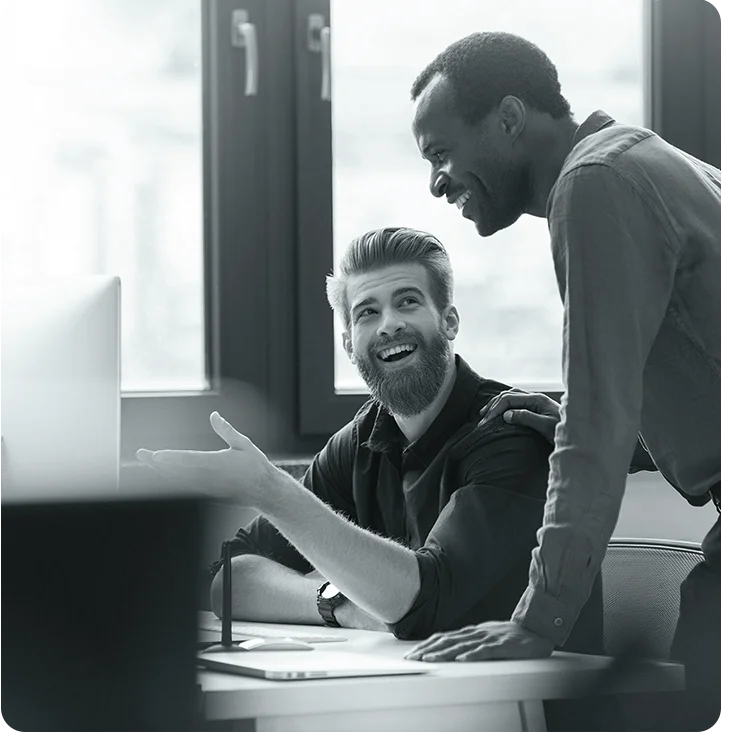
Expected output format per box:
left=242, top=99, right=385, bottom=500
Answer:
left=497, top=96, right=526, bottom=140
left=342, top=330, right=355, bottom=363
left=443, top=305, right=460, bottom=341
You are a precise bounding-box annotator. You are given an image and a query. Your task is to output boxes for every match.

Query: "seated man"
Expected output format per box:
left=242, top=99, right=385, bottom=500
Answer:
left=140, top=226, right=602, bottom=652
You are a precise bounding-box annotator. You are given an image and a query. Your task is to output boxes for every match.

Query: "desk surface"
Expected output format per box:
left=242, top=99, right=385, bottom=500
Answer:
left=198, top=622, right=683, bottom=728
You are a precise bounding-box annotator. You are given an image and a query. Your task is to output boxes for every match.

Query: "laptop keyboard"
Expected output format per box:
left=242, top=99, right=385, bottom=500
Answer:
left=199, top=621, right=347, bottom=643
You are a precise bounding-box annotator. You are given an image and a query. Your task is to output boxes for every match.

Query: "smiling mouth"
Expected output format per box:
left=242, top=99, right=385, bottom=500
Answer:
left=454, top=190, right=471, bottom=211
left=377, top=343, right=417, bottom=363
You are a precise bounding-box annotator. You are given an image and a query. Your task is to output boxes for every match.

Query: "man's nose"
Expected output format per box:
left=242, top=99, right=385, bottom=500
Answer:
left=377, top=309, right=406, bottom=336
left=430, top=167, right=449, bottom=198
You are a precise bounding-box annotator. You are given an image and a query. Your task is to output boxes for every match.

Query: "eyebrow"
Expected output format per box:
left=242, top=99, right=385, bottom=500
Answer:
left=419, top=138, right=444, bottom=158
left=351, top=286, right=426, bottom=315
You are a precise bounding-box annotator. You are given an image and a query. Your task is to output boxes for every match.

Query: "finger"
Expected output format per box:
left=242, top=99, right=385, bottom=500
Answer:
left=147, top=448, right=221, bottom=469
left=503, top=410, right=557, bottom=441
left=482, top=392, right=543, bottom=423
left=421, top=639, right=491, bottom=662
left=406, top=628, right=478, bottom=658
left=210, top=412, right=248, bottom=450
left=455, top=643, right=502, bottom=662
left=406, top=634, right=459, bottom=659
left=479, top=387, right=528, bottom=415
left=136, top=448, right=154, bottom=463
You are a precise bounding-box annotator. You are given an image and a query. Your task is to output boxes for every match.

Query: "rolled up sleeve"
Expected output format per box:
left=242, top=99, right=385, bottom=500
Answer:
left=389, top=422, right=551, bottom=640
left=512, top=165, right=678, bottom=644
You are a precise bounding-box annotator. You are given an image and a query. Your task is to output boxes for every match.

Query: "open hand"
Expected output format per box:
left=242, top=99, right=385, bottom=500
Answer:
left=479, top=389, right=561, bottom=444
left=136, top=412, right=275, bottom=507
left=405, top=620, right=554, bottom=662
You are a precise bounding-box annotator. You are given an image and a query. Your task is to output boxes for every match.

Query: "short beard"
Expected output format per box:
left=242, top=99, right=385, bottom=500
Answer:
left=353, top=331, right=452, bottom=418
left=479, top=159, right=532, bottom=236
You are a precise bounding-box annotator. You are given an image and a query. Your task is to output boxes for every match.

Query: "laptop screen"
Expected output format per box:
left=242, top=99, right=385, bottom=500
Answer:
left=2, top=494, right=205, bottom=731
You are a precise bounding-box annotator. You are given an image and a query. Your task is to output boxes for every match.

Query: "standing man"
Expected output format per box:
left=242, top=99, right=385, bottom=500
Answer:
left=406, top=31, right=720, bottom=729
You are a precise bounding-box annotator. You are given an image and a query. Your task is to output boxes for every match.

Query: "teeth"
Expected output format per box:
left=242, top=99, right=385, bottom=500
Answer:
left=378, top=344, right=416, bottom=360
left=455, top=191, right=471, bottom=210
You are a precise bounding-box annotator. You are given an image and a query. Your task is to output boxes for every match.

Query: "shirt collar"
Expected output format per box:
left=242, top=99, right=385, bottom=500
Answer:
left=571, top=110, right=616, bottom=149
left=362, top=355, right=483, bottom=457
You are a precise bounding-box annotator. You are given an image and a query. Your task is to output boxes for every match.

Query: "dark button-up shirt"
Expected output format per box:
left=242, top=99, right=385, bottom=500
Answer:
left=512, top=111, right=721, bottom=645
left=215, top=356, right=604, bottom=648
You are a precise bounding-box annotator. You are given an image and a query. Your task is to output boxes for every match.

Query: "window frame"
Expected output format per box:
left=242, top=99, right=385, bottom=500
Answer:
left=121, top=0, right=328, bottom=462
left=295, top=0, right=658, bottom=436
left=120, top=0, right=719, bottom=452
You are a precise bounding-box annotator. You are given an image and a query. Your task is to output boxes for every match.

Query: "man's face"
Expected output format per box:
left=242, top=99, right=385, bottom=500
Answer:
left=342, top=263, right=458, bottom=417
left=412, top=74, right=531, bottom=237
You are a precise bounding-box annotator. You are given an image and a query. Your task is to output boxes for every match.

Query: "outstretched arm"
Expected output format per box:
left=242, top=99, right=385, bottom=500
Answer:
left=139, top=413, right=421, bottom=625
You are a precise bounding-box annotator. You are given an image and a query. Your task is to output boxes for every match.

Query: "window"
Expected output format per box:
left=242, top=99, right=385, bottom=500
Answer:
left=330, top=0, right=645, bottom=392
left=0, top=0, right=206, bottom=392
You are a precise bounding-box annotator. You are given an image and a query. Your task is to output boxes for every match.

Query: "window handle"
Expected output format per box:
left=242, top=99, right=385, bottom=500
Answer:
left=232, top=10, right=258, bottom=97
left=307, top=14, right=331, bottom=103
left=320, top=26, right=331, bottom=102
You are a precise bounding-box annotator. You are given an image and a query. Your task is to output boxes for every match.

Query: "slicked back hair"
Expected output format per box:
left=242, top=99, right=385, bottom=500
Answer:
left=326, top=227, right=454, bottom=329
left=411, top=31, right=571, bottom=125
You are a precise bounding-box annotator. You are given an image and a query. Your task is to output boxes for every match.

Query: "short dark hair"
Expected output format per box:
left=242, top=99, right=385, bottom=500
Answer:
left=411, top=32, right=571, bottom=124
left=326, top=227, right=453, bottom=329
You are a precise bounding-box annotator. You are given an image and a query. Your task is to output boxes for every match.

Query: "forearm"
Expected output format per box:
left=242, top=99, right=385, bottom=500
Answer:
left=336, top=599, right=391, bottom=632
left=258, top=468, right=420, bottom=624
left=211, top=553, right=392, bottom=632
left=210, top=554, right=322, bottom=624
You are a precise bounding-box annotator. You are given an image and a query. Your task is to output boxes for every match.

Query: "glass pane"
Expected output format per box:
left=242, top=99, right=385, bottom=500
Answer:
left=331, top=0, right=644, bottom=392
left=0, top=0, right=206, bottom=392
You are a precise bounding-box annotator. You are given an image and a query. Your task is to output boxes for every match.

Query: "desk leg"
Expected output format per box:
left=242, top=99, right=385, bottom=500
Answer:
left=518, top=700, right=547, bottom=731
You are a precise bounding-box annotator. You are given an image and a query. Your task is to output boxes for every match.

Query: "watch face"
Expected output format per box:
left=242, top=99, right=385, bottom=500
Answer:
left=321, top=583, right=341, bottom=599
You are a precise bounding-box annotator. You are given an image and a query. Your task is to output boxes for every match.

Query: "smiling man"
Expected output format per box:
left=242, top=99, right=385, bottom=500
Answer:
left=137, top=227, right=605, bottom=660
left=406, top=31, right=720, bottom=731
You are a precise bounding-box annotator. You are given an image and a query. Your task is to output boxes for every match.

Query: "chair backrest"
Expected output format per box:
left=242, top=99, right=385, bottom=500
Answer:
left=601, top=538, right=703, bottom=660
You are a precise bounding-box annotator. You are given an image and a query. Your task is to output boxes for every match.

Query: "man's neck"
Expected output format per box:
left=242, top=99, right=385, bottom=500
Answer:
left=393, top=356, right=458, bottom=445
left=525, top=115, right=580, bottom=217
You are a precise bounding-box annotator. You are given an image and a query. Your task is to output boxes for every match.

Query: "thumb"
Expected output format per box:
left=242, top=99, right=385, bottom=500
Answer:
left=210, top=412, right=248, bottom=449
left=504, top=410, right=556, bottom=442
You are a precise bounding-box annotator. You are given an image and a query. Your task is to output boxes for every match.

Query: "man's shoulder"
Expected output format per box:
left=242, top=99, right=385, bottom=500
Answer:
left=448, top=414, right=551, bottom=464
left=448, top=373, right=551, bottom=463
left=564, top=121, right=656, bottom=174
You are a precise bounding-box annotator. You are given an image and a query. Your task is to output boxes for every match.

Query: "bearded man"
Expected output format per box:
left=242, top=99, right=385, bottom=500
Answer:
left=138, top=226, right=604, bottom=649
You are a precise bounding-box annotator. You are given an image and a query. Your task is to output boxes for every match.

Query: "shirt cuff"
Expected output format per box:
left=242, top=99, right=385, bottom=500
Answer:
left=511, top=584, right=579, bottom=647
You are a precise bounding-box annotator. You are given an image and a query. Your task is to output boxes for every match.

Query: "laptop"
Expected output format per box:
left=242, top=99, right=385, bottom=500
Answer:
left=197, top=648, right=434, bottom=680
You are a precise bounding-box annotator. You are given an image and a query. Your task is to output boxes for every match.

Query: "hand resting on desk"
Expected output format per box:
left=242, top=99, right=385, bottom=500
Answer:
left=405, top=620, right=553, bottom=662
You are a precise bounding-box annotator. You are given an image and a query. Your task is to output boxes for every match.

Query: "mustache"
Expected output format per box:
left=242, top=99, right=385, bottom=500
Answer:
left=370, top=332, right=423, bottom=352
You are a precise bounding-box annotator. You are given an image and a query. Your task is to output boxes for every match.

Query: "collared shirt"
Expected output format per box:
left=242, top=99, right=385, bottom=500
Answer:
left=213, top=356, right=603, bottom=647
left=512, top=111, right=721, bottom=645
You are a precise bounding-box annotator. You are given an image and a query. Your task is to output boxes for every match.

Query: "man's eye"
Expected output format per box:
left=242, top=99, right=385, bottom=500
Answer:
left=400, top=297, right=418, bottom=307
left=357, top=308, right=375, bottom=320
left=434, top=150, right=445, bottom=164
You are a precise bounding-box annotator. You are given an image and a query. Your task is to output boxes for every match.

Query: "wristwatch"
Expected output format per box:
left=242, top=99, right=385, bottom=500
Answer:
left=316, top=580, right=347, bottom=627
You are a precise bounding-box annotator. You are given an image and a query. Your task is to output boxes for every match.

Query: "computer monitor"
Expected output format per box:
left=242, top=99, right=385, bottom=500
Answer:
left=1, top=276, right=120, bottom=498
left=2, top=493, right=205, bottom=731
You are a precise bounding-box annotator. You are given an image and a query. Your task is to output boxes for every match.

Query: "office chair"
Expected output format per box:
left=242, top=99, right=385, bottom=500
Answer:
left=601, top=537, right=704, bottom=660
left=594, top=539, right=707, bottom=731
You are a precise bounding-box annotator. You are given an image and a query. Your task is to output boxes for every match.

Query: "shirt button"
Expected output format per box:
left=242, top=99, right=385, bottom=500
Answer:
left=554, top=617, right=563, bottom=627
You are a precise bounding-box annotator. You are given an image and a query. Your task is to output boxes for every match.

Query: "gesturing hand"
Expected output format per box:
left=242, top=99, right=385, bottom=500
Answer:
left=136, top=412, right=276, bottom=508
left=405, top=620, right=554, bottom=662
left=479, top=388, right=561, bottom=444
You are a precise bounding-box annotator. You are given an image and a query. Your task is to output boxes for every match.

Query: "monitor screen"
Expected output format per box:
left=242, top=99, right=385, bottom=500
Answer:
left=1, top=276, right=120, bottom=500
